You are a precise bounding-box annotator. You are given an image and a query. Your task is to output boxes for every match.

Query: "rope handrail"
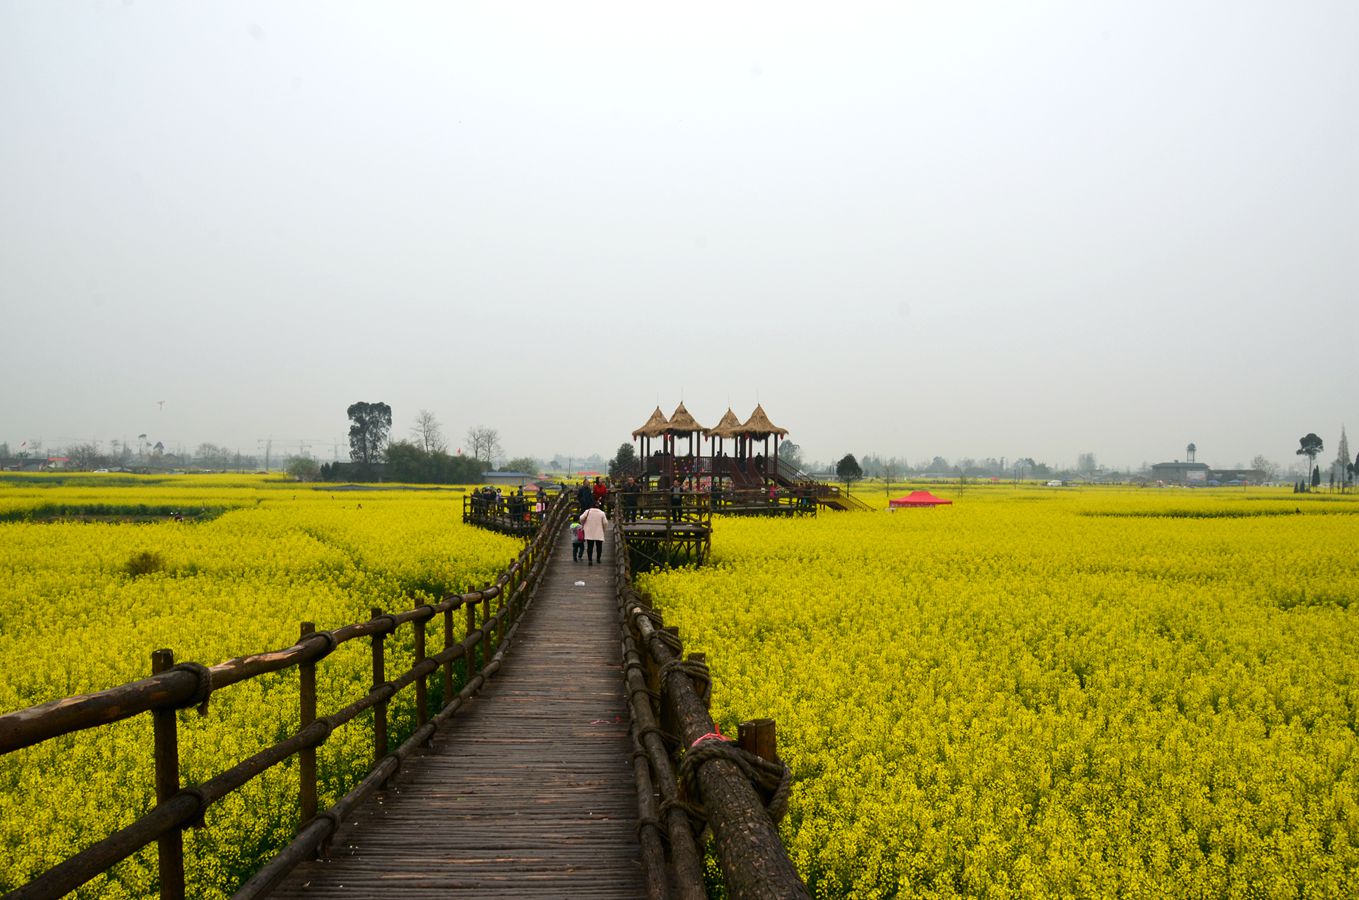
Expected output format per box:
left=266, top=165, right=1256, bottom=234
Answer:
left=2, top=492, right=572, bottom=900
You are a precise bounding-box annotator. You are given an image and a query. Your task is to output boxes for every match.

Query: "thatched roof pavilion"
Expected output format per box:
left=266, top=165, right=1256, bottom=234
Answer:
left=662, top=402, right=706, bottom=458
left=706, top=407, right=743, bottom=438
left=664, top=402, right=706, bottom=435
left=735, top=404, right=788, bottom=438
left=706, top=407, right=742, bottom=446
left=631, top=406, right=670, bottom=438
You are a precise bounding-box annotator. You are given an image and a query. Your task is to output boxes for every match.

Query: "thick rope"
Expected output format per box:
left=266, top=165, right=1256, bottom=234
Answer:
left=631, top=606, right=665, bottom=628
left=676, top=737, right=793, bottom=833
left=660, top=658, right=711, bottom=708
left=169, top=662, right=213, bottom=715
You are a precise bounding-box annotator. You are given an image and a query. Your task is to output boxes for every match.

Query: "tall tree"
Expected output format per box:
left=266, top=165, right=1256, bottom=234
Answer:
left=65, top=442, right=103, bottom=470
left=348, top=401, right=392, bottom=475
left=836, top=453, right=863, bottom=484
left=465, top=426, right=502, bottom=466
left=777, top=441, right=804, bottom=472
left=1297, top=433, right=1323, bottom=490
left=1337, top=427, right=1351, bottom=492
left=410, top=409, right=447, bottom=454
left=608, top=443, right=637, bottom=478
left=1250, top=454, right=1280, bottom=483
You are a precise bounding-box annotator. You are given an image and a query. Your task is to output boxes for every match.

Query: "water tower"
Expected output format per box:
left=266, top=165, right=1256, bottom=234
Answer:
left=1186, top=442, right=1196, bottom=463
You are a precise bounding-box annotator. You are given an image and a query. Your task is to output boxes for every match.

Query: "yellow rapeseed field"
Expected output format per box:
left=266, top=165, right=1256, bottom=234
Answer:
left=639, top=486, right=1359, bottom=898
left=0, top=473, right=522, bottom=898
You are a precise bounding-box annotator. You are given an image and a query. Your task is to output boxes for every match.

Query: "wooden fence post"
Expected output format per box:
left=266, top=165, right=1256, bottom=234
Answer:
left=413, top=600, right=428, bottom=730
left=738, top=719, right=778, bottom=764
left=299, top=623, right=318, bottom=830
left=371, top=607, right=387, bottom=763
left=150, top=648, right=185, bottom=900
left=481, top=594, right=491, bottom=664
left=442, top=605, right=455, bottom=708
left=466, top=601, right=478, bottom=681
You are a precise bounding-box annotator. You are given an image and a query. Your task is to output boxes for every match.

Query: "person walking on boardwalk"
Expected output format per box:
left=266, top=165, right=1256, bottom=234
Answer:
left=570, top=518, right=586, bottom=562
left=592, top=476, right=608, bottom=508
left=622, top=476, right=639, bottom=523
left=576, top=478, right=593, bottom=513
left=579, top=500, right=608, bottom=566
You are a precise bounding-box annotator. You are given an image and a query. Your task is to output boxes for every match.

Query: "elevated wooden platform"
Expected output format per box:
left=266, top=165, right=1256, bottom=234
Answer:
left=272, top=525, right=642, bottom=897
left=617, top=492, right=712, bottom=570
left=463, top=493, right=548, bottom=536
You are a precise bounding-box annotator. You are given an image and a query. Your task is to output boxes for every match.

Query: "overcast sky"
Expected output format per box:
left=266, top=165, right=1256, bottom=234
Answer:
left=3, top=1, right=1356, bottom=470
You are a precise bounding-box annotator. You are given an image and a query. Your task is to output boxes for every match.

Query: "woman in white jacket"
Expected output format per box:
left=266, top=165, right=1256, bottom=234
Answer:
left=579, top=500, right=609, bottom=566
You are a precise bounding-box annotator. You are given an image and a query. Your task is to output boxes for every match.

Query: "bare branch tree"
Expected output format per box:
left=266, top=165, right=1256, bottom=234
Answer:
left=410, top=409, right=447, bottom=454
left=465, top=425, right=502, bottom=466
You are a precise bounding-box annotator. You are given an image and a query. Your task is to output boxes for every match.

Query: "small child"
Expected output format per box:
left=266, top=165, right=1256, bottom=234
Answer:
left=570, top=520, right=585, bottom=561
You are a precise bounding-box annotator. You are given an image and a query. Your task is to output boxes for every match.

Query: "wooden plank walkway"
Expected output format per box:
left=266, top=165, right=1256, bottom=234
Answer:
left=272, top=523, right=643, bottom=897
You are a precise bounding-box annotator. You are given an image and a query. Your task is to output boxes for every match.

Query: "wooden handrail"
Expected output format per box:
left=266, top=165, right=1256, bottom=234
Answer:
left=1, top=493, right=571, bottom=899
left=609, top=514, right=809, bottom=899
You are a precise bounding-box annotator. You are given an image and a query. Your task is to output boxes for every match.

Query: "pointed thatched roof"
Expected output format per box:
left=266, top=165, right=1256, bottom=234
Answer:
left=705, top=407, right=744, bottom=439
left=665, top=402, right=706, bottom=434
left=631, top=406, right=671, bottom=438
left=736, top=404, right=788, bottom=437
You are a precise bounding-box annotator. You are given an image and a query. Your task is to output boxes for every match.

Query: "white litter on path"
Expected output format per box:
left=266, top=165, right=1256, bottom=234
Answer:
left=574, top=581, right=586, bottom=587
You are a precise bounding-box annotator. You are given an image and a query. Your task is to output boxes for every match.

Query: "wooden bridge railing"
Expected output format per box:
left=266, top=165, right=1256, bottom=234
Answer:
left=462, top=487, right=554, bottom=535
left=712, top=487, right=817, bottom=516
left=0, top=493, right=572, bottom=900
left=621, top=489, right=714, bottom=525
left=610, top=517, right=810, bottom=900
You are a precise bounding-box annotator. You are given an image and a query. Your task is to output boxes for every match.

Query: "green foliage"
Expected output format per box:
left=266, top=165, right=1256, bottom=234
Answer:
left=124, top=550, right=166, bottom=577
left=608, top=444, right=637, bottom=478
left=384, top=441, right=487, bottom=484
left=347, top=401, right=392, bottom=471
left=503, top=457, right=541, bottom=475
left=1297, top=433, right=1324, bottom=466
left=285, top=457, right=320, bottom=482
left=835, top=453, right=863, bottom=483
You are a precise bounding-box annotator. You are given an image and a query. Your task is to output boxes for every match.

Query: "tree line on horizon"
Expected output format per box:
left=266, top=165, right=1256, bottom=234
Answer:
left=5, top=413, right=1355, bottom=492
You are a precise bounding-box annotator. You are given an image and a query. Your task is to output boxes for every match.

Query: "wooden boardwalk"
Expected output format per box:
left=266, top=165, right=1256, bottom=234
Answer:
left=272, top=523, right=643, bottom=897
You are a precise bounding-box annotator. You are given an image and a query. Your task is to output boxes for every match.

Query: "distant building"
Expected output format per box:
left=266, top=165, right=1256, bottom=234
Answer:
left=1150, top=461, right=1211, bottom=485
left=1151, top=442, right=1265, bottom=485
left=485, top=471, right=538, bottom=487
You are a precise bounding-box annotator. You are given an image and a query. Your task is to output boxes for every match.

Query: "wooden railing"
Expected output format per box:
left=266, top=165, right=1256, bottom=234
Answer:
left=622, top=489, right=714, bottom=526
left=462, top=488, right=554, bottom=535
left=0, top=494, right=572, bottom=900
left=810, top=482, right=874, bottom=511
left=713, top=486, right=817, bottom=516
left=610, top=518, right=809, bottom=900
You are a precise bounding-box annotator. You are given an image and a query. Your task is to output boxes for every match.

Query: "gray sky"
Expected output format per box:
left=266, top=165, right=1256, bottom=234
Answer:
left=3, top=1, right=1356, bottom=470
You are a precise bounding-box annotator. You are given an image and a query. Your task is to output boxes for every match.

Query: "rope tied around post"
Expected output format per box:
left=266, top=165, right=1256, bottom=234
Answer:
left=630, top=605, right=664, bottom=628
left=654, top=630, right=683, bottom=654
left=169, top=662, right=213, bottom=715
left=178, top=785, right=209, bottom=829
left=676, top=734, right=794, bottom=834
left=298, top=629, right=338, bottom=659
left=660, top=657, right=711, bottom=708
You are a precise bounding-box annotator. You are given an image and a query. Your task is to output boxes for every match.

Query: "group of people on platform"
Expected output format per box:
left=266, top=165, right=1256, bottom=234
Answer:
left=470, top=485, right=546, bottom=522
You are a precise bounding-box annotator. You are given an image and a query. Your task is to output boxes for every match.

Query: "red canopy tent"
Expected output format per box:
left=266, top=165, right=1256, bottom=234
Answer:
left=889, top=490, right=953, bottom=509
